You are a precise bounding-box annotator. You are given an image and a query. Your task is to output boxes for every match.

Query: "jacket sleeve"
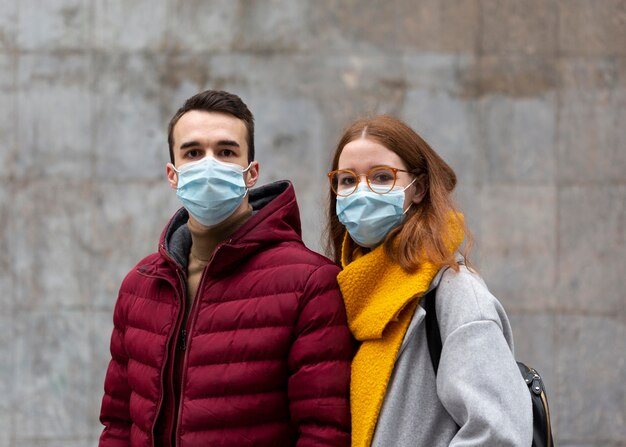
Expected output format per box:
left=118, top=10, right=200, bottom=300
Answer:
left=98, top=290, right=133, bottom=447
left=436, top=273, right=533, bottom=446
left=287, top=263, right=355, bottom=447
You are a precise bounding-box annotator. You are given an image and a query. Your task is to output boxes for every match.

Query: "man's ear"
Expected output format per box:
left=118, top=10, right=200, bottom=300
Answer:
left=246, top=161, right=260, bottom=188
left=166, top=163, right=178, bottom=190
left=411, top=175, right=427, bottom=205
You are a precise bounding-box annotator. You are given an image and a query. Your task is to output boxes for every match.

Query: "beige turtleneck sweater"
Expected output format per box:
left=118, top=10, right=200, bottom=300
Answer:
left=185, top=205, right=253, bottom=312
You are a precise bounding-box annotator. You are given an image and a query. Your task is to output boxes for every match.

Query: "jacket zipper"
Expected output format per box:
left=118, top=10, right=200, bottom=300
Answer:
left=178, top=329, right=187, bottom=351
left=163, top=269, right=189, bottom=447
left=173, top=245, right=224, bottom=443
left=151, top=245, right=187, bottom=447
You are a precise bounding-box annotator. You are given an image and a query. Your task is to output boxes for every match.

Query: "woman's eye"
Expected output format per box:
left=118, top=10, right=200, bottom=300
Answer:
left=372, top=173, right=393, bottom=183
left=339, top=176, right=356, bottom=186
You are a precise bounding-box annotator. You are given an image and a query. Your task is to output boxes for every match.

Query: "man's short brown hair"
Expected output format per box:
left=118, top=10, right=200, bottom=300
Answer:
left=168, top=90, right=255, bottom=163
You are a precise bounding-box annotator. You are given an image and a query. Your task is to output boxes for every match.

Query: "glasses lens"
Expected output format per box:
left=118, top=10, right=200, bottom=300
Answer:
left=367, top=167, right=396, bottom=194
left=331, top=170, right=358, bottom=196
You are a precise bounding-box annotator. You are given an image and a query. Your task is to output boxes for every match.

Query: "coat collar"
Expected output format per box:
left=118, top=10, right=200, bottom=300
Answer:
left=158, top=180, right=303, bottom=275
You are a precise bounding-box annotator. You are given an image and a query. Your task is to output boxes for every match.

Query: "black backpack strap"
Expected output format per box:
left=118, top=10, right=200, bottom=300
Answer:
left=518, top=362, right=555, bottom=447
left=423, top=287, right=442, bottom=375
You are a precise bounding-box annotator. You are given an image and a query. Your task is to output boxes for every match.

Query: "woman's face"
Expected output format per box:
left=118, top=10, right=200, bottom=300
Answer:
left=337, top=137, right=421, bottom=210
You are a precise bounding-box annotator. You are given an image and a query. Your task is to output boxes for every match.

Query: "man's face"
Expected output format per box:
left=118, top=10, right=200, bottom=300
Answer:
left=171, top=110, right=249, bottom=168
left=166, top=110, right=259, bottom=190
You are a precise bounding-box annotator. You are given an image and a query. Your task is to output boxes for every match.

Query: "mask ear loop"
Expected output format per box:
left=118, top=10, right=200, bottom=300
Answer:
left=241, top=162, right=253, bottom=197
left=401, top=176, right=419, bottom=214
left=401, top=176, right=418, bottom=191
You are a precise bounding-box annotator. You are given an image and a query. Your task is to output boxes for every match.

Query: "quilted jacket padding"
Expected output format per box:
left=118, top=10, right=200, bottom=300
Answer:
left=99, top=181, right=353, bottom=447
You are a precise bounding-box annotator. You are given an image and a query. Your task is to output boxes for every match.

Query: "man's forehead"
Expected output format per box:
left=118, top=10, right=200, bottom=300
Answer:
left=173, top=110, right=248, bottom=146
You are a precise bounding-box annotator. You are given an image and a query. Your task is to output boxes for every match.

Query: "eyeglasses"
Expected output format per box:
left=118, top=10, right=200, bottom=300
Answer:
left=328, top=166, right=413, bottom=197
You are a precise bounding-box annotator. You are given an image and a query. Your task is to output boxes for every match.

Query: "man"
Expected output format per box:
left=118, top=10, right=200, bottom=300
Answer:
left=99, top=90, right=352, bottom=446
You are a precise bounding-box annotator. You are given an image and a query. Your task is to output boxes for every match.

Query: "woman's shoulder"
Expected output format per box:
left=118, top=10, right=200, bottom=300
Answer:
left=434, top=265, right=510, bottom=335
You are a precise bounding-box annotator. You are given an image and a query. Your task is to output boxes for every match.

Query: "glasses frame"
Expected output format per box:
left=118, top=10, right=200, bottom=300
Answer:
left=327, top=166, right=413, bottom=197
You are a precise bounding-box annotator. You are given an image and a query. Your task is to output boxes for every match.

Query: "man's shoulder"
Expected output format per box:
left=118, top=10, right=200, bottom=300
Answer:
left=263, top=241, right=339, bottom=270
left=118, top=251, right=165, bottom=288
left=247, top=242, right=341, bottom=291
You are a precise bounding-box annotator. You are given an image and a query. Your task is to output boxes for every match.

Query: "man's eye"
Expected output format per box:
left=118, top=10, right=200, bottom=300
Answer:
left=185, top=149, right=201, bottom=159
left=220, top=149, right=236, bottom=157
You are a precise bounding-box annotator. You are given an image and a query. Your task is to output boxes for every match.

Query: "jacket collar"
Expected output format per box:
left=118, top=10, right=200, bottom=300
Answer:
left=157, top=180, right=303, bottom=275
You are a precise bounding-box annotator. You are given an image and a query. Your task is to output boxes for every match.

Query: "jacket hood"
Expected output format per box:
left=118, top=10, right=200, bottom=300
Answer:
left=158, top=180, right=303, bottom=275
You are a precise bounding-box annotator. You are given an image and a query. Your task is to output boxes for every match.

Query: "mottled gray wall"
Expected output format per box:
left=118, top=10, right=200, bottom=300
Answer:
left=0, top=1, right=624, bottom=446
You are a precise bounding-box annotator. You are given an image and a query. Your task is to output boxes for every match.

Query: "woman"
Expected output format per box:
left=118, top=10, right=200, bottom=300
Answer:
left=326, top=115, right=532, bottom=446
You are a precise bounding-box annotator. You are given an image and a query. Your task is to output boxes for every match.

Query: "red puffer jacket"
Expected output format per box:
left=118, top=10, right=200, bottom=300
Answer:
left=99, top=181, right=353, bottom=447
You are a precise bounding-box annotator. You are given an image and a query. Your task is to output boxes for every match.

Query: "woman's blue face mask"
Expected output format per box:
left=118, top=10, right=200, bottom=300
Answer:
left=336, top=179, right=416, bottom=248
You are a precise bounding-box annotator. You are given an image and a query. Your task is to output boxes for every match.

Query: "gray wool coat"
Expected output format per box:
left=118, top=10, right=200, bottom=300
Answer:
left=371, top=265, right=533, bottom=447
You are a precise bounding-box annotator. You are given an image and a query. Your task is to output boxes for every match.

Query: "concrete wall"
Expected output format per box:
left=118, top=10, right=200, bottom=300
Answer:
left=0, top=1, right=624, bottom=445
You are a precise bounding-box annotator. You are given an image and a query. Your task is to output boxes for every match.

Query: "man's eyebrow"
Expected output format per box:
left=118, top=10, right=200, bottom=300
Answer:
left=216, top=140, right=240, bottom=148
left=178, top=140, right=241, bottom=150
left=179, top=140, right=202, bottom=150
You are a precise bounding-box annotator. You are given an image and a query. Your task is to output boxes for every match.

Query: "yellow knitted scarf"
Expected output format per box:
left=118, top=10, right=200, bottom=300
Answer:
left=338, top=223, right=463, bottom=447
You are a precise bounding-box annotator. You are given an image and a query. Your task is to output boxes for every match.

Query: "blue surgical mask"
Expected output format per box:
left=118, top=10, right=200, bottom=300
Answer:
left=336, top=180, right=415, bottom=248
left=172, top=157, right=251, bottom=227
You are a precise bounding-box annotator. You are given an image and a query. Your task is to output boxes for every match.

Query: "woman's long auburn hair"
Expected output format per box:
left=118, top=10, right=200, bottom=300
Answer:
left=326, top=115, right=472, bottom=272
